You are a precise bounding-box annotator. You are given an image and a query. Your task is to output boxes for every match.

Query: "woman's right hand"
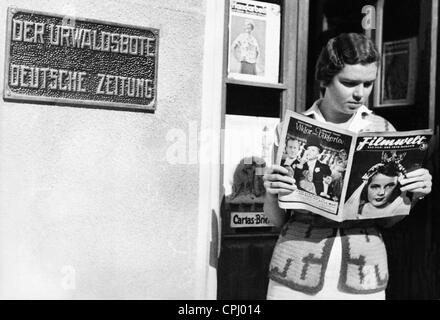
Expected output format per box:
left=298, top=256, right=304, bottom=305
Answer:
left=263, top=165, right=297, bottom=195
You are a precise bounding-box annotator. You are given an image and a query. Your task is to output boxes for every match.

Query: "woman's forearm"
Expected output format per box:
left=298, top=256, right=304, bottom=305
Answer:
left=264, top=193, right=287, bottom=228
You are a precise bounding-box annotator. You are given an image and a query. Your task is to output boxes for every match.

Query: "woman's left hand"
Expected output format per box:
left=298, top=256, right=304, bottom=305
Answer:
left=399, top=168, right=432, bottom=199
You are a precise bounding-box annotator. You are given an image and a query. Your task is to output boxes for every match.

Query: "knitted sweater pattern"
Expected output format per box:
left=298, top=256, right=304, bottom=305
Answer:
left=268, top=111, right=395, bottom=295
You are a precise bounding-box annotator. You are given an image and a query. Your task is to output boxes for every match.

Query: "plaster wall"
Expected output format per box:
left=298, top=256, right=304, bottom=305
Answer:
left=0, top=0, right=207, bottom=299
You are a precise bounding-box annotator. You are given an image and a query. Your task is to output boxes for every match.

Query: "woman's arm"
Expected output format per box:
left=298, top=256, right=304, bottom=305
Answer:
left=263, top=165, right=296, bottom=228
left=263, top=193, right=288, bottom=228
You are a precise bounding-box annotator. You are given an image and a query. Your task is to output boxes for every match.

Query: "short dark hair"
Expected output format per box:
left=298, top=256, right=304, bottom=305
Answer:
left=286, top=137, right=298, bottom=145
left=315, top=33, right=380, bottom=87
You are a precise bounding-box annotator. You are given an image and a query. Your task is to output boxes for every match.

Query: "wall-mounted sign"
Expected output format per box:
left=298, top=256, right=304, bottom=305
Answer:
left=3, top=7, right=159, bottom=112
left=230, top=212, right=274, bottom=228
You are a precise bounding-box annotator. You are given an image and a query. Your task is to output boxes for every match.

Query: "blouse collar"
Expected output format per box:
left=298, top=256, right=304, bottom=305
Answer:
left=303, top=99, right=373, bottom=132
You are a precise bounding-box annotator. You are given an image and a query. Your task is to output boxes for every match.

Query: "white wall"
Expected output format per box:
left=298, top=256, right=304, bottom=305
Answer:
left=0, top=0, right=211, bottom=299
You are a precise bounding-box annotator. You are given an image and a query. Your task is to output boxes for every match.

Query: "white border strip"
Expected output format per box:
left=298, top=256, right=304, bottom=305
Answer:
left=195, top=0, right=225, bottom=300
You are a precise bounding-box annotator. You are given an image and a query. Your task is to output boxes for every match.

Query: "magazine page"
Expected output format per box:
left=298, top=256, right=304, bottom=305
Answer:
left=227, top=0, right=281, bottom=83
left=342, top=130, right=433, bottom=220
left=276, top=111, right=356, bottom=221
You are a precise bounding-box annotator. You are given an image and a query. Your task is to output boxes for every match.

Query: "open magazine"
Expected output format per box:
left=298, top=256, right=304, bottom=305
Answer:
left=276, top=111, right=433, bottom=222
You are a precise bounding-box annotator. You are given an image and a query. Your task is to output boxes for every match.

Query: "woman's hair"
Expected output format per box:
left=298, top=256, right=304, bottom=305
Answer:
left=359, top=161, right=402, bottom=205
left=315, top=33, right=380, bottom=87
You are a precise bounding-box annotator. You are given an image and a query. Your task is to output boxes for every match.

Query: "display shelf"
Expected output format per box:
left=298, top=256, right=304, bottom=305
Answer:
left=226, top=78, right=287, bottom=90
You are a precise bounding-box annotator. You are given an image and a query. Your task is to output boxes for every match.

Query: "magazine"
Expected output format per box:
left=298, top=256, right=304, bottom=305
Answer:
left=276, top=111, right=433, bottom=222
left=227, top=0, right=281, bottom=83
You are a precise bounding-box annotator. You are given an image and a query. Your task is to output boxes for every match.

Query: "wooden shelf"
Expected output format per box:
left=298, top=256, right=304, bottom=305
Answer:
left=222, top=232, right=280, bottom=239
left=226, top=78, right=287, bottom=90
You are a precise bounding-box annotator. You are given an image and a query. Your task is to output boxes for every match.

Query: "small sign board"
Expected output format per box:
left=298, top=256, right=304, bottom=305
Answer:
left=230, top=212, right=274, bottom=228
left=3, top=7, right=159, bottom=111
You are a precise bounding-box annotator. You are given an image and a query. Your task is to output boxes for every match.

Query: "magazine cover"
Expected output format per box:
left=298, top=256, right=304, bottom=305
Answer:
left=276, top=112, right=356, bottom=218
left=343, top=130, right=432, bottom=220
left=227, top=0, right=281, bottom=83
left=277, top=111, right=433, bottom=222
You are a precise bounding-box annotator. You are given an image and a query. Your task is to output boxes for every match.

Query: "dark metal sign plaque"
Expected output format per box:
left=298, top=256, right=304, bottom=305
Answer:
left=3, top=7, right=159, bottom=112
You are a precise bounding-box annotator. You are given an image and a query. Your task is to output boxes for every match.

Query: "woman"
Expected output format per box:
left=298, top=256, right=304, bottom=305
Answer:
left=263, top=33, right=432, bottom=299
left=231, top=20, right=260, bottom=75
left=330, top=149, right=348, bottom=199
left=344, top=159, right=411, bottom=219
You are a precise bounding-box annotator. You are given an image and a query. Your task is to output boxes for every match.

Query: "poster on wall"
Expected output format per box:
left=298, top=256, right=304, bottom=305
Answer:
left=223, top=114, right=279, bottom=204
left=227, top=0, right=281, bottom=84
left=376, top=37, right=417, bottom=107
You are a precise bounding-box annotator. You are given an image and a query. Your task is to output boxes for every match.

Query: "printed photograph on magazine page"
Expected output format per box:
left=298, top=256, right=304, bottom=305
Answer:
left=277, top=113, right=354, bottom=218
left=343, top=131, right=432, bottom=220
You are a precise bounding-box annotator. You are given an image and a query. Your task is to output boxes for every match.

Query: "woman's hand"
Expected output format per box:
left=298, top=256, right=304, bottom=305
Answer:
left=263, top=165, right=297, bottom=195
left=399, top=168, right=432, bottom=199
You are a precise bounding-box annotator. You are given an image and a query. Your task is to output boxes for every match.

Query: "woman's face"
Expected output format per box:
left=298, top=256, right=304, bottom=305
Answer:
left=244, top=23, right=253, bottom=33
left=339, top=150, right=347, bottom=160
left=323, top=63, right=377, bottom=116
left=367, top=173, right=398, bottom=207
left=334, top=158, right=346, bottom=172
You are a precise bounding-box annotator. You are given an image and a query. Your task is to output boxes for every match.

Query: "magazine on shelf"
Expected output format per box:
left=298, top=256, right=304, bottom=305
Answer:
left=276, top=111, right=433, bottom=222
left=227, top=0, right=281, bottom=84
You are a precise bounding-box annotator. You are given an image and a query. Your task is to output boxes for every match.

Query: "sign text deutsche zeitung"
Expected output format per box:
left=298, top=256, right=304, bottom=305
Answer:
left=4, top=8, right=159, bottom=111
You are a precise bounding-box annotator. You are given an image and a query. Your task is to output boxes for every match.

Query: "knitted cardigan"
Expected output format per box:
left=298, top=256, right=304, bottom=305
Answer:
left=268, top=105, right=398, bottom=295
